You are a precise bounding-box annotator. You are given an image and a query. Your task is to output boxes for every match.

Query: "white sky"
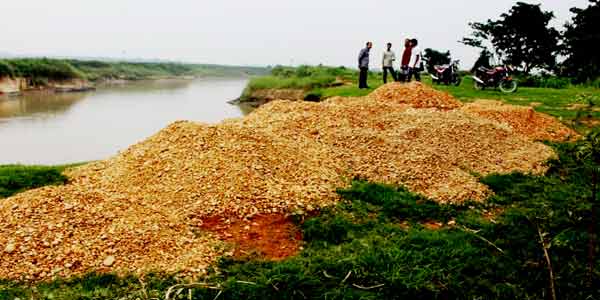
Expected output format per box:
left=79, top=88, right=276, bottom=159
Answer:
left=0, top=0, right=589, bottom=69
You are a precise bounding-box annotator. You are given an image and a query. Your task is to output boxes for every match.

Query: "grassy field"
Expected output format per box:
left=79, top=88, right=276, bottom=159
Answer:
left=0, top=58, right=269, bottom=83
left=431, top=76, right=600, bottom=120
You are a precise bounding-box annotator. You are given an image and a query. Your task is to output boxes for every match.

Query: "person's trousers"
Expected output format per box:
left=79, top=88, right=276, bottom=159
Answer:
left=382, top=67, right=397, bottom=83
left=408, top=67, right=421, bottom=82
left=359, top=67, right=369, bottom=88
left=398, top=66, right=409, bottom=82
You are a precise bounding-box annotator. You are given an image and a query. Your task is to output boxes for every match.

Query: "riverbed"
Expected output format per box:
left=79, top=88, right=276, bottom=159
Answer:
left=0, top=78, right=250, bottom=165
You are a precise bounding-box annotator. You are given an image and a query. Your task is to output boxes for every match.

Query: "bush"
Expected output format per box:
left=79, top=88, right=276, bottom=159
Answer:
left=519, top=75, right=570, bottom=89
left=0, top=61, right=15, bottom=78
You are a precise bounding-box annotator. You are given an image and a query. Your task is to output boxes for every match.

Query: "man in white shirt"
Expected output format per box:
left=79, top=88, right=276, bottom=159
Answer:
left=408, top=39, right=422, bottom=82
left=382, top=42, right=398, bottom=83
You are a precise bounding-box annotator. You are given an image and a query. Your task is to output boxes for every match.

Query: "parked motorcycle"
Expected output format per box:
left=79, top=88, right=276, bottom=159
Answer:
left=430, top=60, right=462, bottom=86
left=472, top=65, right=518, bottom=93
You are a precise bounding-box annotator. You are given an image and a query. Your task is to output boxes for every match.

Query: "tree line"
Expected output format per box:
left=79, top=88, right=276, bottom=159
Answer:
left=425, top=0, right=599, bottom=84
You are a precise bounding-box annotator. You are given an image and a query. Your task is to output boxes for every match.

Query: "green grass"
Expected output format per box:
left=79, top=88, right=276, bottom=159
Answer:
left=245, top=75, right=336, bottom=90
left=242, top=66, right=385, bottom=101
left=0, top=164, right=83, bottom=198
left=2, top=141, right=600, bottom=299
left=431, top=76, right=600, bottom=120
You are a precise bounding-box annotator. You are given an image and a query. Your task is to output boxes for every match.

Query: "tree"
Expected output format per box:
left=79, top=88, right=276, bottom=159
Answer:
left=422, top=48, right=451, bottom=74
left=562, top=0, right=600, bottom=82
left=461, top=2, right=560, bottom=74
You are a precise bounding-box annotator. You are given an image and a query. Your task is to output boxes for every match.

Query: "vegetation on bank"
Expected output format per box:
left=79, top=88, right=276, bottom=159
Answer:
left=0, top=165, right=69, bottom=198
left=240, top=65, right=382, bottom=101
left=2, top=137, right=600, bottom=299
left=0, top=58, right=268, bottom=83
left=0, top=59, right=84, bottom=84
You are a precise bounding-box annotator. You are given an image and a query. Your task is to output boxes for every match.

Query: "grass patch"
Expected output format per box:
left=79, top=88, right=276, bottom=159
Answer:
left=0, top=164, right=82, bottom=198
left=430, top=76, right=600, bottom=121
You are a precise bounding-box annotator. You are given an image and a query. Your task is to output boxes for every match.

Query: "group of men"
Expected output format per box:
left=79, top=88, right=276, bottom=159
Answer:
left=358, top=39, right=421, bottom=89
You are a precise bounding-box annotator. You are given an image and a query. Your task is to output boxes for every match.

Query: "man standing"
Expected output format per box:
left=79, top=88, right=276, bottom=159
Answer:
left=399, top=38, right=412, bottom=82
left=358, top=42, right=372, bottom=89
left=408, top=39, right=422, bottom=82
left=382, top=42, right=397, bottom=83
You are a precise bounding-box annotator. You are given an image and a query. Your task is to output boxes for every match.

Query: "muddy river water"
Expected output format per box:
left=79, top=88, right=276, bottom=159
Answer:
left=0, top=78, right=250, bottom=164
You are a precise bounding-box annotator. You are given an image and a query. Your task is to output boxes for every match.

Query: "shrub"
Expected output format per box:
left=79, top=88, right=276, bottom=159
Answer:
left=518, top=75, right=570, bottom=89
left=0, top=61, right=15, bottom=78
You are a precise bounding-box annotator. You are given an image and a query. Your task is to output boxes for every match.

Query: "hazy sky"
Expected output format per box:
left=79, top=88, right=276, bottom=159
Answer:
left=0, top=0, right=590, bottom=69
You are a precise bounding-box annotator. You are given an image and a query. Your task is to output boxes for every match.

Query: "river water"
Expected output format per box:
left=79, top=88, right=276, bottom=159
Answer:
left=0, top=78, right=251, bottom=165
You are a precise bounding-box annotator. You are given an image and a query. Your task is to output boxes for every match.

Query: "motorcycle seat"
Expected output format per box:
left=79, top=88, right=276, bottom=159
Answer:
left=478, top=66, right=496, bottom=75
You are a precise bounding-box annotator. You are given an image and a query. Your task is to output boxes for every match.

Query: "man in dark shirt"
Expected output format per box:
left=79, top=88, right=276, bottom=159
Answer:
left=358, top=42, right=372, bottom=89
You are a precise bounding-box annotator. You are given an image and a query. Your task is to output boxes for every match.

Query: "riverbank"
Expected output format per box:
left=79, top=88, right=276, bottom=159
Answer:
left=0, top=58, right=268, bottom=95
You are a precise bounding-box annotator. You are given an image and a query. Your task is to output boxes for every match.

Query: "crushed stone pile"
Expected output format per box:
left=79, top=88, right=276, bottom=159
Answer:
left=0, top=82, right=573, bottom=281
left=369, top=82, right=463, bottom=109
left=461, top=100, right=579, bottom=141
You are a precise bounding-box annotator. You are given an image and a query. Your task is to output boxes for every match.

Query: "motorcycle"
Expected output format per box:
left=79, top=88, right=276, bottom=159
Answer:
left=472, top=65, right=518, bottom=93
left=430, top=60, right=462, bottom=86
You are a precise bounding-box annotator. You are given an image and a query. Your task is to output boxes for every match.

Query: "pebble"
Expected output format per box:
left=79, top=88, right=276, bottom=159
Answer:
left=103, top=255, right=116, bottom=267
left=4, top=242, right=16, bottom=253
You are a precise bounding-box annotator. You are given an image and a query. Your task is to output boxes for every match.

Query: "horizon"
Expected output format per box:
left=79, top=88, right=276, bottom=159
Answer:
left=0, top=0, right=591, bottom=70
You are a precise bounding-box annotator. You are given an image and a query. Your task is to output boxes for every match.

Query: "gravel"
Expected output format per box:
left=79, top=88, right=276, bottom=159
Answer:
left=0, top=82, right=573, bottom=281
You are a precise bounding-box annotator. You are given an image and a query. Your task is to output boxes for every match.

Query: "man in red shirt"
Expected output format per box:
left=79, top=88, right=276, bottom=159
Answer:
left=399, top=38, right=412, bottom=82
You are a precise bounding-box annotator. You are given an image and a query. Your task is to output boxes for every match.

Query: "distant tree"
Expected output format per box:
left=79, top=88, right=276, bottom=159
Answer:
left=471, top=49, right=493, bottom=72
left=562, top=0, right=600, bottom=82
left=461, top=2, right=560, bottom=74
left=422, top=48, right=451, bottom=73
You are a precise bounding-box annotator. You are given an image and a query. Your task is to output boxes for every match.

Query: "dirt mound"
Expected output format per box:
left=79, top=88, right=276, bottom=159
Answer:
left=369, top=82, right=462, bottom=109
left=461, top=100, right=578, bottom=141
left=240, top=98, right=553, bottom=201
left=0, top=83, right=561, bottom=281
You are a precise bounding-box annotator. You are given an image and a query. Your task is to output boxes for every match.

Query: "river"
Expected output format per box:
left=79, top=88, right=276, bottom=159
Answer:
left=0, top=78, right=251, bottom=165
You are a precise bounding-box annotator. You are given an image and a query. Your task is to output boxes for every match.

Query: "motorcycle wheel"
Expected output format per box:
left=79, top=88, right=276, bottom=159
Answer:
left=474, top=80, right=484, bottom=90
left=453, top=77, right=462, bottom=86
left=499, top=80, right=518, bottom=93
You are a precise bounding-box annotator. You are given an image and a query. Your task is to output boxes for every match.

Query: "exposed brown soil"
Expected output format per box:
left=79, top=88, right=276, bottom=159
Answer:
left=422, top=220, right=445, bottom=230
left=199, top=214, right=302, bottom=260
